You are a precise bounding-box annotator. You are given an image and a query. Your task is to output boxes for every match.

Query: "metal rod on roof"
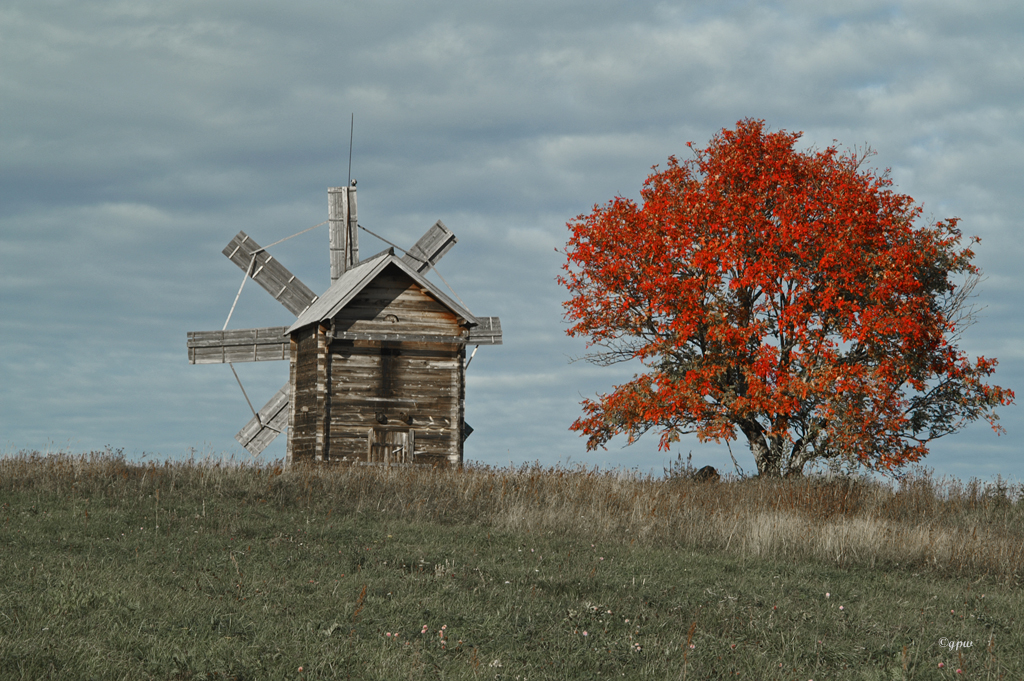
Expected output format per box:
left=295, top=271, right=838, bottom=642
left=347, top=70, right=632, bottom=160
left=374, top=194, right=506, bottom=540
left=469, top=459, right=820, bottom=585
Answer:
left=347, top=113, right=354, bottom=187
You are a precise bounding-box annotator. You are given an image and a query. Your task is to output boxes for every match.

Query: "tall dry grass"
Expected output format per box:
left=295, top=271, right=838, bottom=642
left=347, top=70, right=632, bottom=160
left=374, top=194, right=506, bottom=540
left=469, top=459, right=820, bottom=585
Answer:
left=3, top=449, right=1022, bottom=581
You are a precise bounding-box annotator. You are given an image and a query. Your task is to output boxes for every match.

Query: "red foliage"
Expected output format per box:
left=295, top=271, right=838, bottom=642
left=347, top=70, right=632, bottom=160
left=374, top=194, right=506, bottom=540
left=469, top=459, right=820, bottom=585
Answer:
left=560, top=119, right=1013, bottom=476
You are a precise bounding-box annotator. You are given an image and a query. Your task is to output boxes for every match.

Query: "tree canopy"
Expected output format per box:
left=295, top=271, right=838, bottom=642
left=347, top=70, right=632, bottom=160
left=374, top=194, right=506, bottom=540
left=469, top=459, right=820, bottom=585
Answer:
left=559, top=119, right=1014, bottom=477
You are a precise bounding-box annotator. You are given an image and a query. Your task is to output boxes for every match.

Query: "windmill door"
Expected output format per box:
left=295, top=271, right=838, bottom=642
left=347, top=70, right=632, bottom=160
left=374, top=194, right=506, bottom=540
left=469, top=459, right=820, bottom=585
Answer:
left=367, top=429, right=413, bottom=465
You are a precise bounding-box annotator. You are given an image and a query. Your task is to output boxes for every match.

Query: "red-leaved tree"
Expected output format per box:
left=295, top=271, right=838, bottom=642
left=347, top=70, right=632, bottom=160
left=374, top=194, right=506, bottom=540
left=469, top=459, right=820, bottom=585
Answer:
left=559, top=119, right=1014, bottom=477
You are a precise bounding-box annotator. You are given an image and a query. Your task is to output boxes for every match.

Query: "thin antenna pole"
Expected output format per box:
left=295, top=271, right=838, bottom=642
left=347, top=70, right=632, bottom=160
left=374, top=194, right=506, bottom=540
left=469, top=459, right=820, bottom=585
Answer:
left=347, top=113, right=354, bottom=186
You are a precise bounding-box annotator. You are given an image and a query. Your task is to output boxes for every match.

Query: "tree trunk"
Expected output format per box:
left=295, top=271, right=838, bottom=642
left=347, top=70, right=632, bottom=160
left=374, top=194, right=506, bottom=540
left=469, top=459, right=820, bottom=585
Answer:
left=739, top=420, right=782, bottom=477
left=784, top=438, right=811, bottom=477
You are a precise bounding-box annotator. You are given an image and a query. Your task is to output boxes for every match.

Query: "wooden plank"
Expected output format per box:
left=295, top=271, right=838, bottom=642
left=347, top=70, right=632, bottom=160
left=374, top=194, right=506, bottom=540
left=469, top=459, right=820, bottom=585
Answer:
left=316, top=324, right=329, bottom=461
left=188, top=343, right=288, bottom=364
left=235, top=384, right=290, bottom=456
left=188, top=342, right=286, bottom=363
left=334, top=316, right=464, bottom=333
left=287, top=336, right=297, bottom=465
left=328, top=427, right=450, bottom=443
left=452, top=344, right=465, bottom=466
left=187, top=327, right=290, bottom=364
left=334, top=322, right=467, bottom=339
left=329, top=360, right=457, bottom=373
left=327, top=413, right=452, bottom=427
left=330, top=343, right=460, bottom=360
left=367, top=428, right=413, bottom=464
left=289, top=327, right=319, bottom=463
left=334, top=305, right=461, bottom=324
left=330, top=331, right=469, bottom=344
left=329, top=186, right=358, bottom=282
left=401, top=220, right=457, bottom=273
left=325, top=370, right=459, bottom=385
left=468, top=317, right=502, bottom=345
left=222, top=232, right=318, bottom=316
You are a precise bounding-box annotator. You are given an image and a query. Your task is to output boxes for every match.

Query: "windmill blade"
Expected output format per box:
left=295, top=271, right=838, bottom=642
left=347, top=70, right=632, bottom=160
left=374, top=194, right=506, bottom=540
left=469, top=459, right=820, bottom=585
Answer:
left=468, top=316, right=502, bottom=345
left=187, top=326, right=290, bottom=364
left=401, top=220, right=457, bottom=273
left=223, top=232, right=318, bottom=316
left=235, top=383, right=290, bottom=456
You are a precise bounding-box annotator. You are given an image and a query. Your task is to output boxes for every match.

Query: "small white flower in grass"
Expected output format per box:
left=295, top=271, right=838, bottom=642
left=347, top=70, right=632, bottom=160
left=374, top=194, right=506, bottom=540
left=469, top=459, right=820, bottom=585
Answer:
left=582, top=631, right=588, bottom=636
left=825, top=592, right=830, bottom=598
left=839, top=606, right=844, bottom=611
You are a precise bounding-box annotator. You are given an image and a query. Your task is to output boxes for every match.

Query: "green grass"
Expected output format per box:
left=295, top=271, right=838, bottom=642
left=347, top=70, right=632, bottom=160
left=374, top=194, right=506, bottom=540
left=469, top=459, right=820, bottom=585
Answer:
left=0, top=452, right=1021, bottom=679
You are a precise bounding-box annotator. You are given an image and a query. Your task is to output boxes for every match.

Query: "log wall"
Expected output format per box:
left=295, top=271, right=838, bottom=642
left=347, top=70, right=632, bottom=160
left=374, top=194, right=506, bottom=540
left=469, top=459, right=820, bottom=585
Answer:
left=288, top=265, right=466, bottom=467
left=288, top=326, right=321, bottom=462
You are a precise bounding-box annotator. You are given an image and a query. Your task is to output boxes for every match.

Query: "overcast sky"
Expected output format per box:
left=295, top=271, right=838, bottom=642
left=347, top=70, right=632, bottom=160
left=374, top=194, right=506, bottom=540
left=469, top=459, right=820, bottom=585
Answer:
left=2, top=0, right=1020, bottom=480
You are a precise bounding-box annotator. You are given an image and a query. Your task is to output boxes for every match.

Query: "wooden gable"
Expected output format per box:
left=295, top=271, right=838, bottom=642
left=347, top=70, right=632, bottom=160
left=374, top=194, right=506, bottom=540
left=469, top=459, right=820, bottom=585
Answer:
left=330, top=264, right=466, bottom=341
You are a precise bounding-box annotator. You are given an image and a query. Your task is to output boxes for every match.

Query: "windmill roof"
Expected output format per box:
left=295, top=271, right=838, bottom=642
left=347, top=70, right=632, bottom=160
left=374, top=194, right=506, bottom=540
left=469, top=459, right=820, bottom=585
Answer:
left=287, top=248, right=479, bottom=334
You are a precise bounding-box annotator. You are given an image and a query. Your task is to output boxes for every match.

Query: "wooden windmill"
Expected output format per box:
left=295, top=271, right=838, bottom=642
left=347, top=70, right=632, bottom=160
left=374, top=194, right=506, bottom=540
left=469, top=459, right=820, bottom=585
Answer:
left=187, top=185, right=501, bottom=466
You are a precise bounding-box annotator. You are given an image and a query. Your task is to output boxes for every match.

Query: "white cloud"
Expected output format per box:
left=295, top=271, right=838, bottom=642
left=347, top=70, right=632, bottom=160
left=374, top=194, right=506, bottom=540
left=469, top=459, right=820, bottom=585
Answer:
left=1, top=0, right=1020, bottom=478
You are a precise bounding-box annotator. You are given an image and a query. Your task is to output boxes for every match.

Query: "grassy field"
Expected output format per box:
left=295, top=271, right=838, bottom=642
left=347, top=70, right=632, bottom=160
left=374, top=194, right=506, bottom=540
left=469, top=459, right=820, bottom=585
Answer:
left=1, top=451, right=1022, bottom=679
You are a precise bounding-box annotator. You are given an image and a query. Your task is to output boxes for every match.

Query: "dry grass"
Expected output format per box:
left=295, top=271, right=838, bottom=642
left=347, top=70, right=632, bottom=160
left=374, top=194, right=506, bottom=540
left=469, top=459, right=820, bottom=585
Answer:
left=4, top=449, right=1023, bottom=678
left=4, top=449, right=1022, bottom=582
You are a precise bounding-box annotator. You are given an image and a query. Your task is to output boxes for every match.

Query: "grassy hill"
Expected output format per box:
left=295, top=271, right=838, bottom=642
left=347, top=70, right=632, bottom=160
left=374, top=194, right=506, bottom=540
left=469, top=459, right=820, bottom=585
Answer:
left=1, top=451, right=1021, bottom=679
